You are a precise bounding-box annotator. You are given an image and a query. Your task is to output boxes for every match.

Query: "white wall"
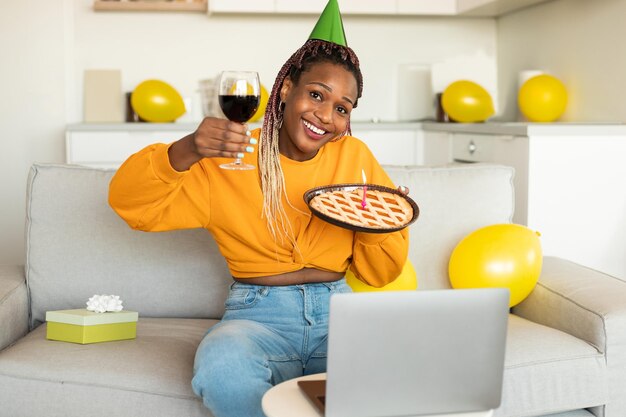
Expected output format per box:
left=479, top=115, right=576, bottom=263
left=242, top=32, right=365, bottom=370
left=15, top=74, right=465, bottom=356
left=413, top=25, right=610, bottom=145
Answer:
left=0, top=0, right=497, bottom=266
left=0, top=0, right=68, bottom=266
left=70, top=2, right=497, bottom=122
left=5, top=0, right=624, bottom=267
left=497, top=0, right=626, bottom=122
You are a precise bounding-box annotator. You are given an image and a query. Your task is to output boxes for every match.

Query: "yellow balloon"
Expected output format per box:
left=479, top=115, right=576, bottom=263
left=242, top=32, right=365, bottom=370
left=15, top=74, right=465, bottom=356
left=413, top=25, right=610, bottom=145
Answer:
left=346, top=260, right=417, bottom=292
left=449, top=224, right=542, bottom=307
left=518, top=74, right=567, bottom=122
left=250, top=84, right=269, bottom=123
left=442, top=80, right=495, bottom=123
left=131, top=80, right=186, bottom=123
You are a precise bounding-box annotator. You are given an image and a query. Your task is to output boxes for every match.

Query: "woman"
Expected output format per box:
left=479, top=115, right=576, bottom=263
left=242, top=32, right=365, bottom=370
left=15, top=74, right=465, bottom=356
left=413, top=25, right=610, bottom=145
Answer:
left=109, top=3, right=409, bottom=416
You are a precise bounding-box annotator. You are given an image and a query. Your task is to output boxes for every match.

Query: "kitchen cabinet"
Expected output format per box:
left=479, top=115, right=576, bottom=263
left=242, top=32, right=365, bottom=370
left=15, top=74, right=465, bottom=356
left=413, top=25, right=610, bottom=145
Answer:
left=422, top=122, right=626, bottom=280
left=208, top=0, right=395, bottom=15
left=66, top=124, right=196, bottom=169
left=449, top=132, right=530, bottom=223
left=396, top=0, right=456, bottom=15
left=91, top=0, right=550, bottom=16
left=93, top=0, right=207, bottom=12
left=456, top=0, right=549, bottom=16
left=339, top=0, right=396, bottom=15
left=65, top=122, right=425, bottom=169
left=208, top=0, right=273, bottom=14
left=420, top=130, right=452, bottom=166
left=350, top=124, right=423, bottom=166
left=206, top=0, right=550, bottom=16
left=275, top=0, right=327, bottom=14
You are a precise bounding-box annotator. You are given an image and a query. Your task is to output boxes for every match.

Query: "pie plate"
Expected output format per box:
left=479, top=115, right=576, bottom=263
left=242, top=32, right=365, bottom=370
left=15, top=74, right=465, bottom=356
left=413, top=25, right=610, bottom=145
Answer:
left=303, top=183, right=419, bottom=233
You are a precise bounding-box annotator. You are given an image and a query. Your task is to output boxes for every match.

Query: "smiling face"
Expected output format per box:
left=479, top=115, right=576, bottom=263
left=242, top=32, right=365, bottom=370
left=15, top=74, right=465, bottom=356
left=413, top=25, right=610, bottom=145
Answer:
left=278, top=61, right=358, bottom=161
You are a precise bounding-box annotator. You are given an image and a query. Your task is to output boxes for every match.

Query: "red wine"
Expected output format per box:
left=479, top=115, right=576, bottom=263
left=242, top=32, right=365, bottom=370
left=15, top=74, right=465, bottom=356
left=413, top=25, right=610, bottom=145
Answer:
left=219, top=95, right=260, bottom=123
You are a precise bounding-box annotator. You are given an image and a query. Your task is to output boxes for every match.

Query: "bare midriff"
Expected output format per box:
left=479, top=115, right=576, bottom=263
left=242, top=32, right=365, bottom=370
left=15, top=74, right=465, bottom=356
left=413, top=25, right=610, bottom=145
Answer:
left=233, top=268, right=344, bottom=286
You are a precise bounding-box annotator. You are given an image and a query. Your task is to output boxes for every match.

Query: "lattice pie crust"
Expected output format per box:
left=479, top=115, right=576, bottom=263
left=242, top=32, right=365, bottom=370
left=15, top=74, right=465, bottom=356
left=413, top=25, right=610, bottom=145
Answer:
left=310, top=188, right=413, bottom=229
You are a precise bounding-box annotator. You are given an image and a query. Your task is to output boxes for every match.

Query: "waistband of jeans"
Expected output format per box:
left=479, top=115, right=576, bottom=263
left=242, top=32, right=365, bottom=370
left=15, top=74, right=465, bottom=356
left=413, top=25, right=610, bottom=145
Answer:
left=230, top=277, right=347, bottom=291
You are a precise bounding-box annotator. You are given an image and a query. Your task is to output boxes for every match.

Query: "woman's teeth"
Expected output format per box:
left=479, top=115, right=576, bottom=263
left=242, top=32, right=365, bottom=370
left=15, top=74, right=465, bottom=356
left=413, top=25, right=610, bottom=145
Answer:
left=303, top=120, right=326, bottom=135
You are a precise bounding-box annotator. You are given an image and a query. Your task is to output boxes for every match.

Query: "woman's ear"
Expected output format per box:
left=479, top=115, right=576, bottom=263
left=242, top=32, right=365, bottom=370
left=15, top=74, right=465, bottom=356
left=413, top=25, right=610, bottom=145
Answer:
left=280, top=77, right=293, bottom=103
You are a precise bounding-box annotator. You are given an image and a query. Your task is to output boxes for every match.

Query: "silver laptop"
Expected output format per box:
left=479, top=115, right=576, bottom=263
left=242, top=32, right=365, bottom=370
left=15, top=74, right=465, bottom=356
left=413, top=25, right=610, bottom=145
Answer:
left=301, top=288, right=509, bottom=417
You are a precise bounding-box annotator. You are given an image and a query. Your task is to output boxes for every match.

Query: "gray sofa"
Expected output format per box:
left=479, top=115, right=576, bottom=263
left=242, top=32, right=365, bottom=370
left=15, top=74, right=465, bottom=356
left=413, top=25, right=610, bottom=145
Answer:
left=1, top=163, right=625, bottom=417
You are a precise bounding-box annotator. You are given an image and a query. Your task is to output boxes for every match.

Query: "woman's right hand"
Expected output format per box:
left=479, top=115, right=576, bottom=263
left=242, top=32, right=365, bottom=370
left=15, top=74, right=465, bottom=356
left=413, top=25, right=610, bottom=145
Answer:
left=168, top=117, right=257, bottom=172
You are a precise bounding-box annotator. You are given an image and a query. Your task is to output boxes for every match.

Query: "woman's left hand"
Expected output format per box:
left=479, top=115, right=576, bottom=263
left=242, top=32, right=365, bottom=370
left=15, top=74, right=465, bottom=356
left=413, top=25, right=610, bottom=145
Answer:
left=397, top=185, right=410, bottom=195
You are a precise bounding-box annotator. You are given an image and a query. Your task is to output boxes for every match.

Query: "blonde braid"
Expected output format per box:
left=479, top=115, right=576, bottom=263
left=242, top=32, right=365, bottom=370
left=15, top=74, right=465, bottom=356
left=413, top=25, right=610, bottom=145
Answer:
left=258, top=108, right=289, bottom=242
left=259, top=39, right=363, bottom=245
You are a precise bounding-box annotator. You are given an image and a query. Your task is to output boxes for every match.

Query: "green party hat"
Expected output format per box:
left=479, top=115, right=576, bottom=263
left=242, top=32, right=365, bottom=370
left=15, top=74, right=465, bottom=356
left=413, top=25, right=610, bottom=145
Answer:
left=308, top=0, right=347, bottom=46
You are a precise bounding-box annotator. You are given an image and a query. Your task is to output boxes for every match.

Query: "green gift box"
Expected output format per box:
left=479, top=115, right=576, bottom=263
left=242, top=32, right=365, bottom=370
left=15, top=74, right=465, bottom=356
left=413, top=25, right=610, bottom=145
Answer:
left=46, top=309, right=139, bottom=344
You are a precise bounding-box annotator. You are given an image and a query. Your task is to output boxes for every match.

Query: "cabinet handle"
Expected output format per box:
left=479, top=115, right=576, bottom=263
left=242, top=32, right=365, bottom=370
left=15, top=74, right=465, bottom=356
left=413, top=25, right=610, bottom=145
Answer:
left=468, top=140, right=477, bottom=155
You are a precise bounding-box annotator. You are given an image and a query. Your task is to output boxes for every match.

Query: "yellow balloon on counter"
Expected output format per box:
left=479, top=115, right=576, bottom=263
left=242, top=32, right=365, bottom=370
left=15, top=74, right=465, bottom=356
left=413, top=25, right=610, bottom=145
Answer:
left=441, top=80, right=495, bottom=123
left=250, top=84, right=269, bottom=123
left=518, top=74, right=567, bottom=122
left=448, top=224, right=542, bottom=307
left=346, top=260, right=417, bottom=292
left=131, top=79, right=186, bottom=123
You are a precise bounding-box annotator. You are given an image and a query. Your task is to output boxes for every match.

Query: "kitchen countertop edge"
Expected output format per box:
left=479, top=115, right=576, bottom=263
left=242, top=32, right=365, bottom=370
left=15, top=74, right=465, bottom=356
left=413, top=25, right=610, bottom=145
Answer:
left=421, top=121, right=626, bottom=136
left=67, top=121, right=626, bottom=136
left=66, top=121, right=424, bottom=132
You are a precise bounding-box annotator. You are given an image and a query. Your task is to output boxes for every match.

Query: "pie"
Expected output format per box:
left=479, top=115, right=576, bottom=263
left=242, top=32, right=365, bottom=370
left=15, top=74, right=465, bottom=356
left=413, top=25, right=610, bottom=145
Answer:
left=309, top=188, right=413, bottom=229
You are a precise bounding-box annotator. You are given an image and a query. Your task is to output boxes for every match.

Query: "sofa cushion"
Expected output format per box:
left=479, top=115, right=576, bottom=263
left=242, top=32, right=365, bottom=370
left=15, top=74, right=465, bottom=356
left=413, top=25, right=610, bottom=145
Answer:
left=384, top=164, right=515, bottom=289
left=0, top=315, right=604, bottom=417
left=497, top=315, right=607, bottom=417
left=0, top=318, right=216, bottom=417
left=25, top=164, right=233, bottom=326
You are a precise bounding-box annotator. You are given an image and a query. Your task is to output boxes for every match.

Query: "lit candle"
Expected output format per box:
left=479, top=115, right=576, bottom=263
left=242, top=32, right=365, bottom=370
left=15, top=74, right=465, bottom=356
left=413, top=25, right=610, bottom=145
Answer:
left=361, top=169, right=367, bottom=209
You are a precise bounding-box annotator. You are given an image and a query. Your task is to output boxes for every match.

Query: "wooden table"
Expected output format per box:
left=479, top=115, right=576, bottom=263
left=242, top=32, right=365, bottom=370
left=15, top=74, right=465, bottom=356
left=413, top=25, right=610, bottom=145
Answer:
left=262, top=373, right=495, bottom=417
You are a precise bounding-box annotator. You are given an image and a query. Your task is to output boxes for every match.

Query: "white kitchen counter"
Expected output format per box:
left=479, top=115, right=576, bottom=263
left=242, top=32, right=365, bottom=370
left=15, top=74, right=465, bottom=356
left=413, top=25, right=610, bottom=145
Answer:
left=65, top=122, right=427, bottom=169
left=66, top=121, right=423, bottom=132
left=67, top=123, right=202, bottom=132
left=422, top=121, right=626, bottom=136
left=422, top=121, right=626, bottom=281
left=76, top=120, right=626, bottom=136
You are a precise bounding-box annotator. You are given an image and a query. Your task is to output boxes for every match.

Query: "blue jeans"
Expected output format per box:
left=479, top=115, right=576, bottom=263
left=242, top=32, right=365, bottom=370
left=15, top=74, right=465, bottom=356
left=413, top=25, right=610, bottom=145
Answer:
left=191, top=279, right=352, bottom=417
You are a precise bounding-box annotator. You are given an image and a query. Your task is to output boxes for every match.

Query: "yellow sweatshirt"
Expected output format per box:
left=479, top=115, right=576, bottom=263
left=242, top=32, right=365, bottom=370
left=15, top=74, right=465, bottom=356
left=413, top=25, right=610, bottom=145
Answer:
left=109, top=129, right=408, bottom=287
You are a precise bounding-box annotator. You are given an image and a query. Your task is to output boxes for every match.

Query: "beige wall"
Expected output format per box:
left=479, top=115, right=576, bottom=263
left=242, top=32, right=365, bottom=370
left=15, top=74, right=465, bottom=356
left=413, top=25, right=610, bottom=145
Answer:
left=497, top=0, right=626, bottom=122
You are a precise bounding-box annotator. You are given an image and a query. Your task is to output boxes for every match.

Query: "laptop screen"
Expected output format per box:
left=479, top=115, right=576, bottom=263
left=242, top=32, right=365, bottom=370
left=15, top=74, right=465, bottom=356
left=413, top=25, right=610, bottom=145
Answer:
left=321, top=288, right=509, bottom=417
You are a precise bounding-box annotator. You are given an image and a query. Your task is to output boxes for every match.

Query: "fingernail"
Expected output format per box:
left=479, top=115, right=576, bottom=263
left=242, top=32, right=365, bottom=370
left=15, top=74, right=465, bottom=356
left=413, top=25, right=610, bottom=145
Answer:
left=245, top=146, right=254, bottom=153
left=249, top=138, right=258, bottom=145
left=246, top=130, right=252, bottom=137
left=236, top=153, right=244, bottom=159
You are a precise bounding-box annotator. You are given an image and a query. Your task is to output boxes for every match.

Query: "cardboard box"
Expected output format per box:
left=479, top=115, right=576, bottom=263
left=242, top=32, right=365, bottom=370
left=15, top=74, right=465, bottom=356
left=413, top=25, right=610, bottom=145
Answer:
left=46, top=309, right=138, bottom=344
left=83, top=69, right=124, bottom=123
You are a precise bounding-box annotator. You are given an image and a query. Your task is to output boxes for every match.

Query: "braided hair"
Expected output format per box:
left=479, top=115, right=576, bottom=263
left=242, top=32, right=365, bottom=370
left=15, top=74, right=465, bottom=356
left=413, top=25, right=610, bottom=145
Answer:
left=259, top=39, right=364, bottom=244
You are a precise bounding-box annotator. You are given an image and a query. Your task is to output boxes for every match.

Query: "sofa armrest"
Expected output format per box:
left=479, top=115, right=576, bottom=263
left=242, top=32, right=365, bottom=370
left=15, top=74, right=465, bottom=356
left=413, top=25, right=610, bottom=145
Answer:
left=513, top=256, right=626, bottom=352
left=512, top=256, right=626, bottom=416
left=0, top=265, right=29, bottom=351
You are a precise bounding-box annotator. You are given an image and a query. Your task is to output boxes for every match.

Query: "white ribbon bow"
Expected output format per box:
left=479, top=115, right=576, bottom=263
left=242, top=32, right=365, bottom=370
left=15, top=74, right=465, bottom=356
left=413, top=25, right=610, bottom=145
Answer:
left=86, top=295, right=124, bottom=313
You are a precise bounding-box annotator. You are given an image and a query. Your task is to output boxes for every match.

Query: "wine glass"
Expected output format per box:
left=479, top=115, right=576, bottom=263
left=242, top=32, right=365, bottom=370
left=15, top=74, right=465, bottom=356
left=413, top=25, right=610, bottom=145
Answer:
left=218, top=70, right=261, bottom=170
